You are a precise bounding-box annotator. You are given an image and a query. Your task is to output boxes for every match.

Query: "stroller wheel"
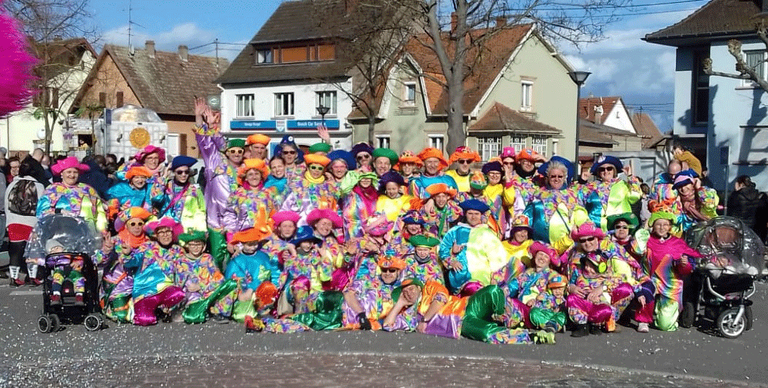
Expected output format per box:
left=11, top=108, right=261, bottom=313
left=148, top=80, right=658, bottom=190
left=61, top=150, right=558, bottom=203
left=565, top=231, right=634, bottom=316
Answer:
left=37, top=315, right=52, bottom=333
left=717, top=307, right=746, bottom=339
left=680, top=301, right=695, bottom=328
left=745, top=306, right=753, bottom=331
left=49, top=314, right=60, bottom=333
left=84, top=313, right=103, bottom=331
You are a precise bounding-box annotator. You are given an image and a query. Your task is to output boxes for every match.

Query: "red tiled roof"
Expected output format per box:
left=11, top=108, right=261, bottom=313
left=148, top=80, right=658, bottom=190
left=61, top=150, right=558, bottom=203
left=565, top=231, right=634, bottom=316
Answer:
left=631, top=112, right=665, bottom=148
left=468, top=102, right=562, bottom=136
left=579, top=96, right=621, bottom=124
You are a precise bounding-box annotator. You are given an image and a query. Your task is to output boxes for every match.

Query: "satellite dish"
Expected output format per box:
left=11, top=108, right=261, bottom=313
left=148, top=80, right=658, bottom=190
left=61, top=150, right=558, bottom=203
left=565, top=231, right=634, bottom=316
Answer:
left=37, top=128, right=46, bottom=140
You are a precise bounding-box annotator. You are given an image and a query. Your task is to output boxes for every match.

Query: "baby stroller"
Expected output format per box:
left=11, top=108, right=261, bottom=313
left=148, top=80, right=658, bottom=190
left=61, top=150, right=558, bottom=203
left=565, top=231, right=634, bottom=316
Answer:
left=684, top=216, right=765, bottom=338
left=25, top=214, right=104, bottom=333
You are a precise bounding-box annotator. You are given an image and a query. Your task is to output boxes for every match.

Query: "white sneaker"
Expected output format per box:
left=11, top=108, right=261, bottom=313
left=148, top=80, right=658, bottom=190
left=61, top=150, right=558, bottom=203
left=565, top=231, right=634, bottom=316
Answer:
left=637, top=322, right=650, bottom=333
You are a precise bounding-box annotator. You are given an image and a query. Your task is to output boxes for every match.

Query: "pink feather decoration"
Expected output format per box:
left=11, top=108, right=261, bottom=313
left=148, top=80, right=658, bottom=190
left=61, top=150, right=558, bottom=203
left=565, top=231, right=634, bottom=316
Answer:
left=0, top=4, right=37, bottom=118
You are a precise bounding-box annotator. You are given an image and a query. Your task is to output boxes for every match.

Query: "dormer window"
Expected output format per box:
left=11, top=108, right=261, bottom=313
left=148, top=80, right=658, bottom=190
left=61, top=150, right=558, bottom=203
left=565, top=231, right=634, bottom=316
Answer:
left=256, top=49, right=273, bottom=64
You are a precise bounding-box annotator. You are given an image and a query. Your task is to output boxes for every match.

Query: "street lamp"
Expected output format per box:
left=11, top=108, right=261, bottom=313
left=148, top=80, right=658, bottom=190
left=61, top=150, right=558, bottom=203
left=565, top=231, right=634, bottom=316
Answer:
left=316, top=105, right=330, bottom=129
left=569, top=71, right=591, bottom=162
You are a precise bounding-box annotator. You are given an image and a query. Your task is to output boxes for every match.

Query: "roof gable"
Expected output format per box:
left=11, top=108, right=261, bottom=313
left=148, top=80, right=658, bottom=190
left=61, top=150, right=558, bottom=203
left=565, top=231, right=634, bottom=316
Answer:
left=631, top=112, right=666, bottom=148
left=644, top=0, right=762, bottom=45
left=469, top=102, right=563, bottom=135
left=578, top=96, right=622, bottom=124
left=250, top=0, right=347, bottom=45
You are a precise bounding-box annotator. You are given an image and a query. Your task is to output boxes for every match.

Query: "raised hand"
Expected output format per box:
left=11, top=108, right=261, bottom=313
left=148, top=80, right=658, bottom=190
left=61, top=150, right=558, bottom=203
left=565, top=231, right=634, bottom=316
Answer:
left=194, top=97, right=207, bottom=126
left=317, top=125, right=330, bottom=143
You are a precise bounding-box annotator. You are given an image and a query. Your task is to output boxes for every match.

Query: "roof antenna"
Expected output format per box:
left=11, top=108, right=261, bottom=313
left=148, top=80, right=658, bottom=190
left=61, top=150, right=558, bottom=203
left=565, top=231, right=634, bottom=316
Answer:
left=128, top=0, right=133, bottom=52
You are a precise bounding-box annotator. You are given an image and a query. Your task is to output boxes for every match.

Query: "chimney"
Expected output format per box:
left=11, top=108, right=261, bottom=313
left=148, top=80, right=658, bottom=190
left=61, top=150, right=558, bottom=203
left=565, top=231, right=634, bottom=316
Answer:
left=146, top=40, right=155, bottom=58
left=495, top=17, right=506, bottom=28
left=178, top=45, right=188, bottom=62
left=451, top=12, right=458, bottom=33
left=594, top=105, right=604, bottom=124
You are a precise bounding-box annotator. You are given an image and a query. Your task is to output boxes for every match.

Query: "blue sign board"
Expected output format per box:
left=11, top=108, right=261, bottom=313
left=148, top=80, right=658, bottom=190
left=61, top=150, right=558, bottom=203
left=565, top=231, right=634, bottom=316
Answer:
left=231, top=119, right=340, bottom=130
left=230, top=120, right=277, bottom=130
left=287, top=119, right=339, bottom=129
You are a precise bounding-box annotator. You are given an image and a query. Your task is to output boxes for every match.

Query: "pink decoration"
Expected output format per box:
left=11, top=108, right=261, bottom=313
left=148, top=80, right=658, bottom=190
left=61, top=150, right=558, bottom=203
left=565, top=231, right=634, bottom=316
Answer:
left=0, top=4, right=37, bottom=117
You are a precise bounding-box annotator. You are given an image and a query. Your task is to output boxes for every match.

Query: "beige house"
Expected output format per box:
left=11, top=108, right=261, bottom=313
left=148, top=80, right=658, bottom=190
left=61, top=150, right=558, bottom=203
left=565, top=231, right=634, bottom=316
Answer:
left=350, top=23, right=578, bottom=161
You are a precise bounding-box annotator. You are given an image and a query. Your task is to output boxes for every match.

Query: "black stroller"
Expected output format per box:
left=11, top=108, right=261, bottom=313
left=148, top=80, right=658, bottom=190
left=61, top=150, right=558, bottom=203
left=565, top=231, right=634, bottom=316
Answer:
left=684, top=217, right=765, bottom=338
left=25, top=214, right=105, bottom=333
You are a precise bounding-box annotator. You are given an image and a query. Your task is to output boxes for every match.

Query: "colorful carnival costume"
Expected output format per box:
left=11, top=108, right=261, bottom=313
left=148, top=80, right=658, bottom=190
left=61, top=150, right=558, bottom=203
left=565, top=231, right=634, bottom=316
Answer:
left=340, top=170, right=380, bottom=240
left=502, top=215, right=535, bottom=280
left=383, top=279, right=468, bottom=339
left=341, top=257, right=403, bottom=330
left=420, top=183, right=462, bottom=238
left=445, top=146, right=481, bottom=193
left=461, top=285, right=537, bottom=344
left=276, top=226, right=333, bottom=316
left=402, top=235, right=444, bottom=285
left=223, top=160, right=277, bottom=235
left=528, top=275, right=568, bottom=332
left=106, top=165, right=168, bottom=219
left=376, top=171, right=413, bottom=223
left=37, top=158, right=108, bottom=232
left=280, top=157, right=338, bottom=227
left=408, top=148, right=458, bottom=200
left=579, top=156, right=642, bottom=231
left=161, top=155, right=207, bottom=233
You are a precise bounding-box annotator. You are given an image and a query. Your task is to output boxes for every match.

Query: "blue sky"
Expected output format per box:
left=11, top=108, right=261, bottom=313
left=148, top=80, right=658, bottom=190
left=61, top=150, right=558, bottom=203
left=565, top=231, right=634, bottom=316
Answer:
left=91, top=0, right=710, bottom=132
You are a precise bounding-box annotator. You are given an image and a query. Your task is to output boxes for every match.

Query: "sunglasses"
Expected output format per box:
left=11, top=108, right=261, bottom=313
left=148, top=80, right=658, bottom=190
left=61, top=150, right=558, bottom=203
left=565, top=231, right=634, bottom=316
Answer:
left=579, top=236, right=597, bottom=243
left=356, top=154, right=371, bottom=160
left=549, top=175, right=564, bottom=179
left=598, top=166, right=615, bottom=172
left=458, top=159, right=472, bottom=164
left=282, top=150, right=297, bottom=155
left=227, top=149, right=244, bottom=155
left=128, top=221, right=145, bottom=227
left=614, top=225, right=629, bottom=230
left=308, top=165, right=325, bottom=171
left=175, top=169, right=190, bottom=175
left=381, top=268, right=398, bottom=273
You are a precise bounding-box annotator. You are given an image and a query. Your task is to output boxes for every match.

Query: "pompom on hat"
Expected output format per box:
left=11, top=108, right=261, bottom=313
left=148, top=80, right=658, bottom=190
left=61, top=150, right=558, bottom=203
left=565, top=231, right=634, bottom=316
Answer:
left=449, top=146, right=481, bottom=164
left=114, top=206, right=152, bottom=232
left=500, top=147, right=516, bottom=160
left=51, top=156, right=90, bottom=175
left=135, top=145, right=166, bottom=164
left=395, top=150, right=423, bottom=170
left=417, top=147, right=448, bottom=170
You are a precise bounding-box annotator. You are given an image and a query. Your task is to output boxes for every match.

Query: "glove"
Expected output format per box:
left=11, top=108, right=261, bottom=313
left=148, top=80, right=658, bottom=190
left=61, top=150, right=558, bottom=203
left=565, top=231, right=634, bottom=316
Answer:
left=357, top=312, right=372, bottom=330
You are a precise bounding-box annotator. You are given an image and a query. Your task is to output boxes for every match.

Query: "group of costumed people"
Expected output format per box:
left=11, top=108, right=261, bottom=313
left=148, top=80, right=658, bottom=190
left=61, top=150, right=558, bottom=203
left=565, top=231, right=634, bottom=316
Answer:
left=22, top=97, right=720, bottom=346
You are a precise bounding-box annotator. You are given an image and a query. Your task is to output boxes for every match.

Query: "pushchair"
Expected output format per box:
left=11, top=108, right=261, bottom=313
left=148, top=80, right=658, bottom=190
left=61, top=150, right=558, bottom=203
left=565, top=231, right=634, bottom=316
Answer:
left=25, top=214, right=104, bottom=333
left=684, top=216, right=765, bottom=338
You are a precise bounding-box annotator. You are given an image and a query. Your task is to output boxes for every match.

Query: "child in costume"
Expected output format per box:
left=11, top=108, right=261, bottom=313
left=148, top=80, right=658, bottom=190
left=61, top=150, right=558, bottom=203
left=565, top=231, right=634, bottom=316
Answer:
left=420, top=183, right=461, bottom=238
left=262, top=210, right=300, bottom=266
left=503, top=241, right=560, bottom=329
left=502, top=215, right=535, bottom=280
left=45, top=239, right=86, bottom=306
left=276, top=226, right=333, bottom=316
left=219, top=225, right=280, bottom=322
left=342, top=256, right=404, bottom=330
left=376, top=171, right=413, bottom=223
left=529, top=275, right=568, bottom=333
left=402, top=235, right=444, bottom=285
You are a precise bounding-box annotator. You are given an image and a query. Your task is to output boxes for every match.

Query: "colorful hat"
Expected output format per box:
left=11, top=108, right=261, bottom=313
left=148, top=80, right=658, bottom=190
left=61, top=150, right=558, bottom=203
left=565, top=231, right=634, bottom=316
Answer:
left=449, top=146, right=481, bottom=164
left=237, top=158, right=269, bottom=179
left=272, top=210, right=300, bottom=227
left=125, top=165, right=152, bottom=180
left=391, top=278, right=425, bottom=302
left=581, top=253, right=608, bottom=274
left=570, top=222, right=606, bottom=242
left=538, top=156, right=576, bottom=184
left=401, top=210, right=425, bottom=225
left=377, top=256, right=406, bottom=270
left=114, top=206, right=152, bottom=232
left=395, top=150, right=423, bottom=170
left=304, top=153, right=331, bottom=167
left=408, top=235, right=440, bottom=247
left=378, top=170, right=406, bottom=193
left=548, top=275, right=567, bottom=289
left=277, top=135, right=303, bottom=161
left=500, top=147, right=516, bottom=161
left=365, top=216, right=394, bottom=237
left=178, top=229, right=208, bottom=244
left=510, top=215, right=533, bottom=234
left=648, top=211, right=677, bottom=227
left=459, top=198, right=490, bottom=214
left=677, top=168, right=699, bottom=178
left=51, top=156, right=90, bottom=175
left=145, top=217, right=183, bottom=241
left=607, top=212, right=640, bottom=232
left=425, top=183, right=456, bottom=198
left=672, top=174, right=694, bottom=190
left=351, top=142, right=374, bottom=158
left=290, top=225, right=322, bottom=246
left=308, top=142, right=332, bottom=154
left=327, top=150, right=356, bottom=170
left=135, top=145, right=166, bottom=164
left=481, top=161, right=503, bottom=175
left=372, top=148, right=399, bottom=165
left=590, top=155, right=623, bottom=175
left=170, top=155, right=197, bottom=171
left=516, top=148, right=542, bottom=162
left=339, top=170, right=378, bottom=195
left=417, top=147, right=448, bottom=170
left=255, top=281, right=278, bottom=306
left=246, top=133, right=270, bottom=146
left=529, top=241, right=557, bottom=261
left=469, top=171, right=488, bottom=190
left=230, top=225, right=273, bottom=245
left=226, top=138, right=246, bottom=150
left=306, top=208, right=343, bottom=229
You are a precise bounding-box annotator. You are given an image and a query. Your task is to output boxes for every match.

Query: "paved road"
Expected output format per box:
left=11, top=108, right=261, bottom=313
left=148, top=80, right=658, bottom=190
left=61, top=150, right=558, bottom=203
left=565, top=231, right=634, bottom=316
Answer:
left=1, top=280, right=766, bottom=387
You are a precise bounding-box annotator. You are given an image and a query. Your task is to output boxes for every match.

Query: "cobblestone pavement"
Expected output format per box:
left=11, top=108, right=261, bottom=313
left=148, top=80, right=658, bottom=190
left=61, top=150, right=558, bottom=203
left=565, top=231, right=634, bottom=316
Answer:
left=1, top=353, right=756, bottom=388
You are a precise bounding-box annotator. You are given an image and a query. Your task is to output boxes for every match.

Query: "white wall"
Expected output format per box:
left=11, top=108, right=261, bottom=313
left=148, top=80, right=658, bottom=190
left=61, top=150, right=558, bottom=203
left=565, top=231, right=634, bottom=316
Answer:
left=602, top=100, right=636, bottom=133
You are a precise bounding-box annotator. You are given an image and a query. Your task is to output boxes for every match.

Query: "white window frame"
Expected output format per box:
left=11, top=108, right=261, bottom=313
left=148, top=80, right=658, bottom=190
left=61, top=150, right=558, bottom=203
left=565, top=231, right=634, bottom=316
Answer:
left=274, top=92, right=294, bottom=117
left=404, top=83, right=416, bottom=105
left=477, top=137, right=502, bottom=162
left=428, top=134, right=444, bottom=152
left=376, top=135, right=390, bottom=149
left=510, top=134, right=526, bottom=154
left=315, top=91, right=337, bottom=115
left=531, top=135, right=547, bottom=157
left=256, top=49, right=273, bottom=64
left=235, top=94, right=255, bottom=118
left=743, top=50, right=766, bottom=87
left=521, top=81, right=533, bottom=111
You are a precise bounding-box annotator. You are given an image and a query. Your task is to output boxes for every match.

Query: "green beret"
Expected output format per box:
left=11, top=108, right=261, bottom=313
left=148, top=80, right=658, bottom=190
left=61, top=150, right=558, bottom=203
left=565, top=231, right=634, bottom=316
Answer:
left=648, top=211, right=677, bottom=227
left=308, top=142, right=332, bottom=154
left=178, top=229, right=208, bottom=244
left=607, top=212, right=640, bottom=232
left=227, top=138, right=246, bottom=150
left=391, top=278, right=425, bottom=302
left=372, top=148, right=399, bottom=165
left=408, top=235, right=440, bottom=247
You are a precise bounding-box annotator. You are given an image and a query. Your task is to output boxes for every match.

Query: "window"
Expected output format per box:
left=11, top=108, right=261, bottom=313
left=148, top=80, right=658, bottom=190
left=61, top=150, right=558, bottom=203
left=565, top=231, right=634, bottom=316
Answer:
left=404, top=83, right=416, bottom=105
left=236, top=94, right=255, bottom=117
left=376, top=135, right=390, bottom=149
left=477, top=137, right=502, bottom=162
left=692, top=48, right=710, bottom=125
left=256, top=49, right=273, bottom=64
left=99, top=92, right=106, bottom=106
left=531, top=135, right=547, bottom=157
left=274, top=93, right=294, bottom=116
left=116, top=91, right=123, bottom=108
left=521, top=81, right=533, bottom=111
left=510, top=134, right=526, bottom=154
left=745, top=50, right=766, bottom=83
left=428, top=135, right=444, bottom=152
left=316, top=91, right=337, bottom=115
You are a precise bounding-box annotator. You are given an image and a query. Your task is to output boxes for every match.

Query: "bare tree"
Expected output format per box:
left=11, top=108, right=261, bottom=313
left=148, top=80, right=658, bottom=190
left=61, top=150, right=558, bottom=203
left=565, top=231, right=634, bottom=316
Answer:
left=702, top=22, right=768, bottom=92
left=3, top=0, right=98, bottom=155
